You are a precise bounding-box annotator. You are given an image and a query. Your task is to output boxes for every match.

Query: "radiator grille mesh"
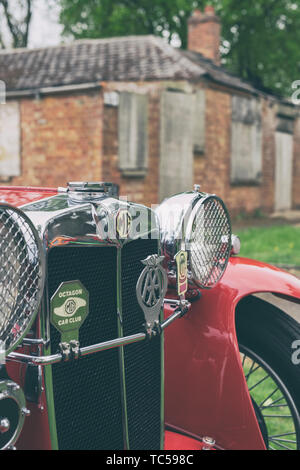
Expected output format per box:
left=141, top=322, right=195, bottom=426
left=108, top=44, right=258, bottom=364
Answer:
left=0, top=206, right=44, bottom=353
left=48, top=247, right=124, bottom=450
left=121, top=239, right=162, bottom=450
left=189, top=197, right=231, bottom=288
left=47, top=240, right=163, bottom=450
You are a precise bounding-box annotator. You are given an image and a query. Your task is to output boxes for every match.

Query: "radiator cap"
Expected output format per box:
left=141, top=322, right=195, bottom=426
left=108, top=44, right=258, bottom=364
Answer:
left=67, top=182, right=119, bottom=202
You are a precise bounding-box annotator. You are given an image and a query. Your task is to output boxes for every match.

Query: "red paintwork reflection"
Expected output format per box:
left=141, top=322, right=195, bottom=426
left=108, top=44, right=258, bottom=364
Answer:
left=164, top=257, right=300, bottom=450
left=0, top=186, right=57, bottom=207
left=164, top=431, right=205, bottom=450
left=6, top=344, right=52, bottom=450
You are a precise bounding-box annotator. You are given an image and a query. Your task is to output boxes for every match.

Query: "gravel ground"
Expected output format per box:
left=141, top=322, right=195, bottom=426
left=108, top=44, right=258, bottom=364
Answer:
left=256, top=290, right=300, bottom=324
left=254, top=266, right=299, bottom=323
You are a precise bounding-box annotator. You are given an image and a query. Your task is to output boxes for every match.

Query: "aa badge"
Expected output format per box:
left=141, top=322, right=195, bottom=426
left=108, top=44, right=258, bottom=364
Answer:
left=136, top=255, right=167, bottom=331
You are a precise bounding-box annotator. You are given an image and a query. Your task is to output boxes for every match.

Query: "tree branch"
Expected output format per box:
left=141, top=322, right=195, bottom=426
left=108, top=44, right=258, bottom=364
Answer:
left=0, top=0, right=33, bottom=48
left=24, top=0, right=33, bottom=46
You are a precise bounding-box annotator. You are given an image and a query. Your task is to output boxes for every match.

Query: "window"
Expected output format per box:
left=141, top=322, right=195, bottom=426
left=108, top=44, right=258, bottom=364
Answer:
left=118, top=92, right=148, bottom=177
left=160, top=90, right=195, bottom=201
left=274, top=113, right=294, bottom=212
left=230, top=96, right=262, bottom=185
left=275, top=131, right=293, bottom=211
left=0, top=101, right=21, bottom=178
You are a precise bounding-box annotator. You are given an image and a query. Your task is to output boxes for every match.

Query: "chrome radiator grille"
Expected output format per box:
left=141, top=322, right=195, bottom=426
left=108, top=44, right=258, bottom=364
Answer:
left=48, top=247, right=124, bottom=450
left=47, top=239, right=162, bottom=450
left=122, top=240, right=162, bottom=450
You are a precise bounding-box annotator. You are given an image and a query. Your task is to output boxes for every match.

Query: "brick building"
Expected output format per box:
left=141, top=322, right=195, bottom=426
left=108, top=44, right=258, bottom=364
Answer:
left=0, top=6, right=299, bottom=215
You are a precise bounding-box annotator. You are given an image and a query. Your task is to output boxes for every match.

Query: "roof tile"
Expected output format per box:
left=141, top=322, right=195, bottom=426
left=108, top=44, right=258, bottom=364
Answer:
left=0, top=35, right=258, bottom=95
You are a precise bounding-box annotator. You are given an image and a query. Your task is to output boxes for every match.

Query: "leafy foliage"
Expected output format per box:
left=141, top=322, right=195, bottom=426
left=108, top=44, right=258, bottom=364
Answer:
left=58, top=0, right=300, bottom=96
left=217, top=0, right=300, bottom=95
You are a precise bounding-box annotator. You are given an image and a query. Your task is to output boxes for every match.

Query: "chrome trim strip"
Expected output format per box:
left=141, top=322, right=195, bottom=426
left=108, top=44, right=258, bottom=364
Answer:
left=7, top=333, right=147, bottom=365
left=164, top=299, right=183, bottom=306
left=116, top=247, right=130, bottom=450
left=41, top=278, right=59, bottom=450
left=159, top=305, right=165, bottom=450
left=160, top=309, right=183, bottom=330
left=22, top=338, right=48, bottom=346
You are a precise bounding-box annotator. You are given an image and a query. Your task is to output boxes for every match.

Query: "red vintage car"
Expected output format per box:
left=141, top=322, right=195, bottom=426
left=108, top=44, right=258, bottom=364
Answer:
left=0, top=182, right=299, bottom=451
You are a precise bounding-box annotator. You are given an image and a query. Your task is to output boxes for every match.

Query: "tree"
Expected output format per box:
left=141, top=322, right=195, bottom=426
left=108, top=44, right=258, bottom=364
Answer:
left=58, top=0, right=300, bottom=96
left=0, top=0, right=33, bottom=48
left=217, top=0, right=300, bottom=96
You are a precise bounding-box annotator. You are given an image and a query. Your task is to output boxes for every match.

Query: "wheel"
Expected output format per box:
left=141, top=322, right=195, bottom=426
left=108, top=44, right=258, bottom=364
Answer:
left=236, top=296, right=300, bottom=450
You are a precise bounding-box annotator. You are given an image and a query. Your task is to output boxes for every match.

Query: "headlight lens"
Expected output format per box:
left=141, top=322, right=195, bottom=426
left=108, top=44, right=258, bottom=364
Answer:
left=186, top=196, right=231, bottom=288
left=0, top=205, right=44, bottom=354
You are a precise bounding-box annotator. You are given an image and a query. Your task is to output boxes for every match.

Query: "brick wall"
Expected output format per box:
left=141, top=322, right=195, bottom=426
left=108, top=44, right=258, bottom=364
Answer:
left=9, top=91, right=103, bottom=188
left=194, top=87, right=230, bottom=200
left=102, top=83, right=160, bottom=207
left=194, top=85, right=282, bottom=217
left=261, top=101, right=276, bottom=212
left=102, top=83, right=299, bottom=215
left=3, top=80, right=299, bottom=216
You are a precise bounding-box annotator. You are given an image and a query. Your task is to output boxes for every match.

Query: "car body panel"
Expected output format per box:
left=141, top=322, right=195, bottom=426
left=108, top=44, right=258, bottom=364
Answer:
left=164, top=256, right=300, bottom=450
left=0, top=186, right=57, bottom=207
left=2, top=186, right=300, bottom=450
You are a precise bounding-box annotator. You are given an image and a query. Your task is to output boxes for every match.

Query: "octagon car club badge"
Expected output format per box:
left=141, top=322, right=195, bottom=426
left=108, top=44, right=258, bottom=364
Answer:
left=116, top=208, right=132, bottom=239
left=136, top=255, right=168, bottom=334
left=50, top=280, right=89, bottom=344
left=175, top=250, right=188, bottom=297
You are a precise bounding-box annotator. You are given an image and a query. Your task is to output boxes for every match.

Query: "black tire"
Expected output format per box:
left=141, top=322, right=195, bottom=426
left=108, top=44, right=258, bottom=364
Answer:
left=236, top=295, right=300, bottom=450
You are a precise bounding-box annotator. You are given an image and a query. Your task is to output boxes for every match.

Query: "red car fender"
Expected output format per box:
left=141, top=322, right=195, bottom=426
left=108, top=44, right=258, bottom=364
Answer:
left=164, top=256, right=300, bottom=450
left=0, top=186, right=57, bottom=207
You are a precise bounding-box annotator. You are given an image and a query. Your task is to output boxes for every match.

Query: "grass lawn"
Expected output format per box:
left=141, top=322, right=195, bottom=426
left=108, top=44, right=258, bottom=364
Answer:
left=236, top=225, right=300, bottom=266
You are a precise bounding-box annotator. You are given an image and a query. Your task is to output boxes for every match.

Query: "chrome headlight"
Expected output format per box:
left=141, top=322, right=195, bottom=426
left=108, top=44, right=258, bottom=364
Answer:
left=0, top=380, right=28, bottom=450
left=0, top=205, right=45, bottom=354
left=156, top=191, right=232, bottom=289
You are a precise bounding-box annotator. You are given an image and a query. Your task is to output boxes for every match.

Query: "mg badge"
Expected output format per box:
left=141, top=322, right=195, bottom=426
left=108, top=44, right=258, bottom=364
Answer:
left=50, top=280, right=89, bottom=344
left=136, top=255, right=167, bottom=332
left=116, top=209, right=132, bottom=238
left=175, top=250, right=188, bottom=296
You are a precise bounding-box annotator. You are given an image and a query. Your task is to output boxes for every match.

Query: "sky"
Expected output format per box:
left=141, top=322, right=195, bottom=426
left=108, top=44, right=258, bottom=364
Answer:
left=28, top=0, right=63, bottom=48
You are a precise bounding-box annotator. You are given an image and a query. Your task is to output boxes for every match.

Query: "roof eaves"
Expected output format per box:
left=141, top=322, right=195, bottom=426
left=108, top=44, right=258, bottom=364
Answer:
left=5, top=81, right=102, bottom=99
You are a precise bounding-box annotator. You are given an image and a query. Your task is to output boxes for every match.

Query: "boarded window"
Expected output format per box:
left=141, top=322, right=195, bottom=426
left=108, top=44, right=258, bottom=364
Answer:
left=231, top=96, right=262, bottom=184
left=160, top=91, right=195, bottom=201
left=118, top=92, right=148, bottom=177
left=0, top=101, right=21, bottom=177
left=193, top=90, right=206, bottom=154
left=277, top=116, right=294, bottom=135
left=275, top=132, right=293, bottom=211
left=0, top=81, right=5, bottom=104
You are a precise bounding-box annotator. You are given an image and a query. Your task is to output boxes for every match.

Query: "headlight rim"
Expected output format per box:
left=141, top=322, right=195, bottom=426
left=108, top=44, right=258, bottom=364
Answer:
left=0, top=203, right=45, bottom=355
left=0, top=379, right=27, bottom=450
left=184, top=194, right=232, bottom=290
